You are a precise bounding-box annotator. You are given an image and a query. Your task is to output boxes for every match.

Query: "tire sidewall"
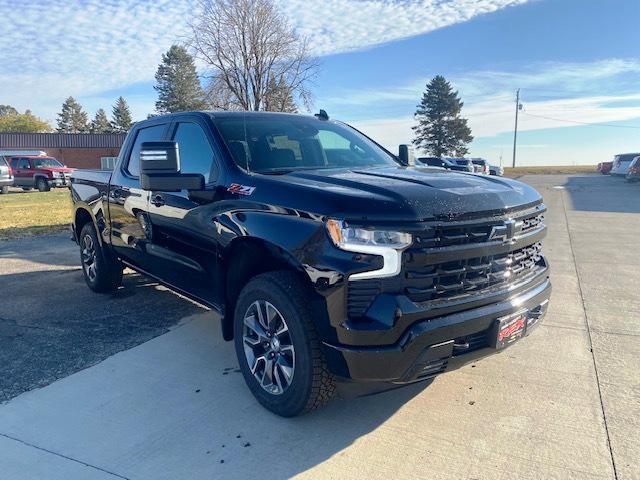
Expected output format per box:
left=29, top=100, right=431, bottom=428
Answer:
left=234, top=276, right=315, bottom=416
left=36, top=178, right=49, bottom=192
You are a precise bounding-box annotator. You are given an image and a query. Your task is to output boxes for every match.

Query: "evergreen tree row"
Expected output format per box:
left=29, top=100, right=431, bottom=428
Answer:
left=56, top=96, right=132, bottom=134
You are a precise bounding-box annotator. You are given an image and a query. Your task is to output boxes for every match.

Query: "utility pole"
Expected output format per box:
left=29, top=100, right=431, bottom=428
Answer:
left=512, top=89, right=520, bottom=168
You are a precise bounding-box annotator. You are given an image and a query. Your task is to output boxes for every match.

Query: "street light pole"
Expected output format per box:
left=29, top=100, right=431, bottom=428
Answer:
left=512, top=88, right=520, bottom=168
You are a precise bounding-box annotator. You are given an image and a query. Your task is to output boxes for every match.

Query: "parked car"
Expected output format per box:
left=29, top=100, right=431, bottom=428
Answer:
left=625, top=156, right=640, bottom=183
left=471, top=158, right=491, bottom=175
left=71, top=111, right=550, bottom=417
left=448, top=157, right=484, bottom=173
left=0, top=156, right=14, bottom=194
left=610, top=153, right=640, bottom=176
left=7, top=155, right=75, bottom=191
left=489, top=164, right=504, bottom=176
left=417, top=157, right=473, bottom=172
left=597, top=162, right=613, bottom=175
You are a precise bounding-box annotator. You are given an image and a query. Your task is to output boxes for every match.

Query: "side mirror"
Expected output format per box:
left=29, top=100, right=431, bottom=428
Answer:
left=398, top=144, right=415, bottom=167
left=140, top=141, right=204, bottom=192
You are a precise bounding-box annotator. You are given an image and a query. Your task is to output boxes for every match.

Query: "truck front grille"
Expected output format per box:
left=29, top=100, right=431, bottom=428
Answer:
left=404, top=242, right=544, bottom=303
left=347, top=205, right=547, bottom=319
left=414, top=209, right=544, bottom=249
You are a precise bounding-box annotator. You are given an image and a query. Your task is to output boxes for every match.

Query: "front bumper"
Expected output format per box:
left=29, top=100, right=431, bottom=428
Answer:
left=50, top=177, right=71, bottom=187
left=0, top=176, right=13, bottom=187
left=323, top=277, right=551, bottom=383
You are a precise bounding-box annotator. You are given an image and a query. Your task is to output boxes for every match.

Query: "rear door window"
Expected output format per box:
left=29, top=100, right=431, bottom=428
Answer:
left=126, top=124, right=167, bottom=177
left=16, top=158, right=31, bottom=169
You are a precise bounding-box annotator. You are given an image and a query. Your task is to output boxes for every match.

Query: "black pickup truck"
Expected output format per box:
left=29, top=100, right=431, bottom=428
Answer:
left=70, top=111, right=550, bottom=416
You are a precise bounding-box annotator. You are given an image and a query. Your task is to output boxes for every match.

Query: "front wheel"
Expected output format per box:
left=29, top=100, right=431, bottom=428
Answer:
left=234, top=271, right=335, bottom=417
left=36, top=178, right=50, bottom=192
left=79, top=223, right=123, bottom=293
left=0, top=186, right=8, bottom=194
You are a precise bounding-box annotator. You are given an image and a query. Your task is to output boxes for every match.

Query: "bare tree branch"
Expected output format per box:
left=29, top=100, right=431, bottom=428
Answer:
left=188, top=0, right=319, bottom=112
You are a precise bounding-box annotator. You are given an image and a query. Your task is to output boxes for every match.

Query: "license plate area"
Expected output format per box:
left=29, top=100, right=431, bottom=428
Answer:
left=492, top=310, right=528, bottom=350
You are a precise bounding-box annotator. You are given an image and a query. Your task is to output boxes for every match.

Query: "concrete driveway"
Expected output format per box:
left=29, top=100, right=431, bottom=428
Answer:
left=0, top=174, right=638, bottom=479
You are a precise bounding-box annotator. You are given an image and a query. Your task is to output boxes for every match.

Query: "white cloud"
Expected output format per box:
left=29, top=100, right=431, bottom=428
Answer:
left=333, top=59, right=640, bottom=149
left=0, top=0, right=194, bottom=119
left=279, top=0, right=531, bottom=55
left=0, top=0, right=531, bottom=119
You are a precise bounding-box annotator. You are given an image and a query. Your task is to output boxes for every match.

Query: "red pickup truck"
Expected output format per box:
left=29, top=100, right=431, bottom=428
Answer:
left=7, top=156, right=75, bottom=191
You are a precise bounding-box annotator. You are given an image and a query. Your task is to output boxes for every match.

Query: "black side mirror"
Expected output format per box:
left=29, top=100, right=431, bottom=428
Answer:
left=398, top=144, right=415, bottom=166
left=140, top=141, right=204, bottom=192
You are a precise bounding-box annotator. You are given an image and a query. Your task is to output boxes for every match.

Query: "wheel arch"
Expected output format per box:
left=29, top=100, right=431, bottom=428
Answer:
left=221, top=237, right=315, bottom=341
left=73, top=206, right=105, bottom=247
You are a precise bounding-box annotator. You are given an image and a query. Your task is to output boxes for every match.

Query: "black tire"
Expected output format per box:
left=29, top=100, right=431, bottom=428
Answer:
left=233, top=271, right=335, bottom=417
left=0, top=186, right=8, bottom=194
left=36, top=178, right=50, bottom=192
left=79, top=223, right=123, bottom=293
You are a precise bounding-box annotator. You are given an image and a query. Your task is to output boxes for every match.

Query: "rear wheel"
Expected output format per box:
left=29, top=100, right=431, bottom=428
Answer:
left=234, top=271, right=335, bottom=417
left=36, top=178, right=50, bottom=192
left=79, top=223, right=123, bottom=293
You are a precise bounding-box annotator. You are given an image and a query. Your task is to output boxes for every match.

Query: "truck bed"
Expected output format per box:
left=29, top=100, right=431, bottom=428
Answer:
left=71, top=169, right=112, bottom=185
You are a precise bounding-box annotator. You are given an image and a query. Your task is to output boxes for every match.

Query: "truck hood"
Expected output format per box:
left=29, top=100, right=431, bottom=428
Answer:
left=258, top=166, right=542, bottom=222
left=44, top=166, right=75, bottom=173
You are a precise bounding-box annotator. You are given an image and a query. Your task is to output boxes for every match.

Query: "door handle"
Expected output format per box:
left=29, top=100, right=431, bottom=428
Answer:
left=151, top=194, right=165, bottom=207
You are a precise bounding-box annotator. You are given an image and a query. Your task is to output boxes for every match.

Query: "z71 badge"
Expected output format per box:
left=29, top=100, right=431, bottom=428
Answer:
left=227, top=183, right=256, bottom=196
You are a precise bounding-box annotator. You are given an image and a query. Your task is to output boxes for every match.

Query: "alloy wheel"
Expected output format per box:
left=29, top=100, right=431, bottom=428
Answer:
left=242, top=300, right=295, bottom=395
left=81, top=234, right=97, bottom=282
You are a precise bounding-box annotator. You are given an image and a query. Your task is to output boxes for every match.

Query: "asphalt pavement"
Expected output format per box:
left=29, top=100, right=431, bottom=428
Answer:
left=0, top=174, right=638, bottom=480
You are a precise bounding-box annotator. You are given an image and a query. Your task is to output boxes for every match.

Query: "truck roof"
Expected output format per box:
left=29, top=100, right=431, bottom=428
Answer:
left=141, top=111, right=324, bottom=124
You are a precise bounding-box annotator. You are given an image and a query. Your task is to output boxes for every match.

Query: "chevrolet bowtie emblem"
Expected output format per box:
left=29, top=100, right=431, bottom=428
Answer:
left=488, top=219, right=517, bottom=242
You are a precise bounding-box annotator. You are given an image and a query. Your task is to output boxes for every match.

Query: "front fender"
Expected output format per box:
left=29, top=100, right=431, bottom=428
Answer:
left=215, top=209, right=371, bottom=288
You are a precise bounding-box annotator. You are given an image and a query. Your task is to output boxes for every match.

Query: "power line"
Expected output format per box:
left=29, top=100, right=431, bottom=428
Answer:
left=521, top=111, right=640, bottom=129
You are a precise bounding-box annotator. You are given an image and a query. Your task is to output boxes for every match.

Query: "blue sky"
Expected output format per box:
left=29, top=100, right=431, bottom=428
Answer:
left=1, top=0, right=639, bottom=165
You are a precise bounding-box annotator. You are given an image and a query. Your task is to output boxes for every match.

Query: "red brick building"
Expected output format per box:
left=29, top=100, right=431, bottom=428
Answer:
left=0, top=133, right=126, bottom=169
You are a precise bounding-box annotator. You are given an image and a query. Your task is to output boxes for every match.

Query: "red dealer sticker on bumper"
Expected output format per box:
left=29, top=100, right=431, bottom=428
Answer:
left=494, top=312, right=527, bottom=349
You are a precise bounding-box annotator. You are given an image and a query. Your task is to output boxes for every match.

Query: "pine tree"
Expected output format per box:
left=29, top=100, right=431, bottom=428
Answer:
left=57, top=96, right=89, bottom=133
left=154, top=45, right=207, bottom=114
left=264, top=75, right=298, bottom=113
left=110, top=97, right=133, bottom=133
left=413, top=76, right=473, bottom=158
left=90, top=109, right=111, bottom=133
left=0, top=105, right=19, bottom=117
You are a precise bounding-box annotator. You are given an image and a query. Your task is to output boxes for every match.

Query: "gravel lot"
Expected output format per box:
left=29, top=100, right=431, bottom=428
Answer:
left=0, top=174, right=638, bottom=480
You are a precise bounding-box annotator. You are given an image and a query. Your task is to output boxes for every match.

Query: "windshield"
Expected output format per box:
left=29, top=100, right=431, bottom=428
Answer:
left=211, top=115, right=398, bottom=173
left=614, top=154, right=640, bottom=163
left=33, top=157, right=64, bottom=168
left=471, top=159, right=486, bottom=165
left=454, top=159, right=470, bottom=165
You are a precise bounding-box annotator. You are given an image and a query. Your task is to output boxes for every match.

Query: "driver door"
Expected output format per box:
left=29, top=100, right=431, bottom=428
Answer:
left=144, top=116, right=223, bottom=306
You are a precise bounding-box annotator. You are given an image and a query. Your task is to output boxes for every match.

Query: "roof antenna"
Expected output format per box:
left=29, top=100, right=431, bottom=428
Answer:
left=314, top=109, right=329, bottom=120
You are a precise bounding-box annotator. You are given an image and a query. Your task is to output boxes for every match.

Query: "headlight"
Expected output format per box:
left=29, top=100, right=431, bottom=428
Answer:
left=325, top=219, right=412, bottom=280
left=52, top=172, right=63, bottom=178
